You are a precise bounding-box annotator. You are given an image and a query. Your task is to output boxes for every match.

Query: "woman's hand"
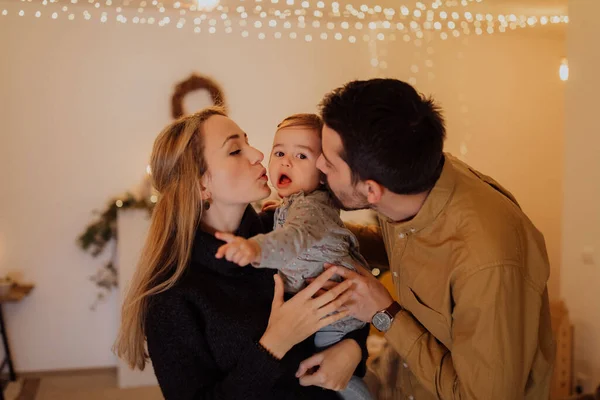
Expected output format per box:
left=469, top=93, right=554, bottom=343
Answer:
left=215, top=233, right=261, bottom=266
left=296, top=339, right=362, bottom=391
left=259, top=267, right=353, bottom=359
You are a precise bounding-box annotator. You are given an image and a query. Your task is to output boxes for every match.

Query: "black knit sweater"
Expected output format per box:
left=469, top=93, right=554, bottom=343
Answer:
left=145, top=206, right=369, bottom=400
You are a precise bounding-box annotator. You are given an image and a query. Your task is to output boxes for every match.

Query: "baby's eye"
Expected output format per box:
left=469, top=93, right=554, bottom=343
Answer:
left=230, top=149, right=241, bottom=156
left=274, top=151, right=284, bottom=157
left=296, top=154, right=307, bottom=160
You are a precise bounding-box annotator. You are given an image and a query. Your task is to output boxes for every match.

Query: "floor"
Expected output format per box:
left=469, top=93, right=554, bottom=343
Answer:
left=5, top=364, right=596, bottom=400
left=0, top=336, right=386, bottom=400
left=7, top=369, right=163, bottom=400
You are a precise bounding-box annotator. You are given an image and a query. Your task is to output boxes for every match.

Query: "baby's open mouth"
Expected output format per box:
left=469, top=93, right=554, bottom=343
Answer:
left=278, top=174, right=292, bottom=187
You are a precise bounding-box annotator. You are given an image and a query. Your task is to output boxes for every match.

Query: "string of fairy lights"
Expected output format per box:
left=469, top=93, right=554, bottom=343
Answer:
left=2, top=0, right=569, bottom=112
left=2, top=0, right=569, bottom=43
left=4, top=2, right=569, bottom=279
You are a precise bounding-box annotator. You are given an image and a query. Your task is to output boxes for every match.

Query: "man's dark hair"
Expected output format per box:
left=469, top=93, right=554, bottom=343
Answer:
left=319, top=78, right=446, bottom=195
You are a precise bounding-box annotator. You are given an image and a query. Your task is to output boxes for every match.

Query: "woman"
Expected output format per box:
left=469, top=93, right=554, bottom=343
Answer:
left=114, top=107, right=369, bottom=399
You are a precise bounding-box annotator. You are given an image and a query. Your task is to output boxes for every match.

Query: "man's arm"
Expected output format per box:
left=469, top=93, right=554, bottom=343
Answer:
left=385, top=264, right=546, bottom=399
left=344, top=222, right=388, bottom=269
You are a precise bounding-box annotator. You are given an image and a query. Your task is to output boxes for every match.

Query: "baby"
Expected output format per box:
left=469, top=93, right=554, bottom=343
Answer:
left=215, top=113, right=372, bottom=399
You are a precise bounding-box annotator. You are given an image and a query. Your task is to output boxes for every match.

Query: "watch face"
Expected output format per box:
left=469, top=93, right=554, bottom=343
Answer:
left=372, top=312, right=392, bottom=332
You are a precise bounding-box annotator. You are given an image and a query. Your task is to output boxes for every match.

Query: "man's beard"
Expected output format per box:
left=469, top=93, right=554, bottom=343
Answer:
left=324, top=179, right=370, bottom=212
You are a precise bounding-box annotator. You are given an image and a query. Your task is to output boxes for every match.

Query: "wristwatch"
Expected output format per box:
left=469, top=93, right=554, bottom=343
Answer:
left=371, top=301, right=402, bottom=333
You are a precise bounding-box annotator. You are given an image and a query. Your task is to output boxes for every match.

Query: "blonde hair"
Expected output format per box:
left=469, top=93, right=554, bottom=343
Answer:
left=114, top=106, right=226, bottom=370
left=277, top=113, right=323, bottom=135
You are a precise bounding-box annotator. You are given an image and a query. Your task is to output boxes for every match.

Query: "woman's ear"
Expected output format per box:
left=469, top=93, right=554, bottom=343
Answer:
left=200, top=179, right=212, bottom=201
left=200, top=174, right=212, bottom=200
left=200, top=189, right=211, bottom=201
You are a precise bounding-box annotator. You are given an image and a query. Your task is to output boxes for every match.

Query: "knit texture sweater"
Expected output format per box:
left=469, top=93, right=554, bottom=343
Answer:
left=145, top=206, right=369, bottom=400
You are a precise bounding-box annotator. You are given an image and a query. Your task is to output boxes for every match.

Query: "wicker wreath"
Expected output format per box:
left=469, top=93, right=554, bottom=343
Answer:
left=171, top=74, right=227, bottom=119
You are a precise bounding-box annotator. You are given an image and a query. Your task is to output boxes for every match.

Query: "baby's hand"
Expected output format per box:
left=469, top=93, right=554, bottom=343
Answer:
left=215, top=232, right=262, bottom=266
left=261, top=199, right=281, bottom=213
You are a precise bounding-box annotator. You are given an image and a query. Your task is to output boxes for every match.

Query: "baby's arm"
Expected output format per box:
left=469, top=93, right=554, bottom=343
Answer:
left=215, top=199, right=325, bottom=268
left=251, top=199, right=325, bottom=269
left=215, top=233, right=262, bottom=266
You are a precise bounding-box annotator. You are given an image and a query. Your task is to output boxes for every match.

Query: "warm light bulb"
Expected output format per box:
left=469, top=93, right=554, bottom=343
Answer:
left=196, top=0, right=219, bottom=10
left=559, top=58, right=569, bottom=81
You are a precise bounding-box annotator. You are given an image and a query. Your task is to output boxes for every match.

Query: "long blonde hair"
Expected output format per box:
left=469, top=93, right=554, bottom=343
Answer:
left=114, top=106, right=226, bottom=370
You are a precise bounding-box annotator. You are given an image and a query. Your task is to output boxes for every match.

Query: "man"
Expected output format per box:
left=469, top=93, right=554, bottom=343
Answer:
left=314, top=79, right=555, bottom=399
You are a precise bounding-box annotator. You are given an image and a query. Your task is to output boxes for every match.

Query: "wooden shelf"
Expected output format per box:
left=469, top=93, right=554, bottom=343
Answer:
left=0, top=284, right=34, bottom=304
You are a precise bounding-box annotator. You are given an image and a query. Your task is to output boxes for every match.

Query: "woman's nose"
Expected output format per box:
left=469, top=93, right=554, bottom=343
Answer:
left=248, top=146, right=264, bottom=165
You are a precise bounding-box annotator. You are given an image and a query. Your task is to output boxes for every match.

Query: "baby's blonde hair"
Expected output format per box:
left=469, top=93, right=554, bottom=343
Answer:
left=276, top=113, right=323, bottom=135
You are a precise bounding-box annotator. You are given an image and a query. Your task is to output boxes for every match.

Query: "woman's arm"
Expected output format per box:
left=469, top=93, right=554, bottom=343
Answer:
left=146, top=293, right=284, bottom=400
left=146, top=268, right=354, bottom=399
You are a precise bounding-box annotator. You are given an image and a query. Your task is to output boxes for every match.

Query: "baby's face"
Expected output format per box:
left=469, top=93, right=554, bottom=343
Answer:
left=268, top=127, right=322, bottom=198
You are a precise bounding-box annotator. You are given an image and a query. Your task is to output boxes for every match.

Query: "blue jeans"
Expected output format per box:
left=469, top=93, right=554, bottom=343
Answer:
left=339, top=376, right=374, bottom=400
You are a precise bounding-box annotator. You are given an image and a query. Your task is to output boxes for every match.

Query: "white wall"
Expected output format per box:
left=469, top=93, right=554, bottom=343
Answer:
left=0, top=2, right=565, bottom=372
left=116, top=210, right=156, bottom=388
left=382, top=31, right=565, bottom=300
left=0, top=1, right=376, bottom=372
left=562, top=0, right=600, bottom=392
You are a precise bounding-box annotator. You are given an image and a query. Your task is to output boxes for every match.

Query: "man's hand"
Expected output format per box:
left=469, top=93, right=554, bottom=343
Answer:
left=215, top=232, right=261, bottom=266
left=315, top=263, right=394, bottom=323
left=296, top=339, right=361, bottom=391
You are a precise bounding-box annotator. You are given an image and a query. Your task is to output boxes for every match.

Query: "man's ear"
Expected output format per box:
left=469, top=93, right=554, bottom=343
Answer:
left=364, top=179, right=384, bottom=205
left=318, top=171, right=327, bottom=186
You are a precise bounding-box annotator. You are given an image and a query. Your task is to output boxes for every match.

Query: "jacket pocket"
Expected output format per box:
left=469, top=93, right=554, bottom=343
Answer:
left=402, top=286, right=452, bottom=349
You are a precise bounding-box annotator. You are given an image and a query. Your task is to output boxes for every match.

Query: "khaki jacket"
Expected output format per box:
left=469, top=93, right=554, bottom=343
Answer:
left=352, top=154, right=555, bottom=400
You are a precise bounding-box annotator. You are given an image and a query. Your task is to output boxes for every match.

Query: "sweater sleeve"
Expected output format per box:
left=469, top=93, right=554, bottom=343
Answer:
left=145, top=292, right=285, bottom=400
